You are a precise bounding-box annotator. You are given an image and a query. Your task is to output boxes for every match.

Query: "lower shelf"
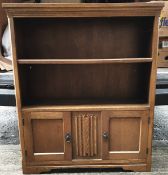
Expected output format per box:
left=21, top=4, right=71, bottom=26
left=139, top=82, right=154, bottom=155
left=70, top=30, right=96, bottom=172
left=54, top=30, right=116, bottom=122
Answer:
left=22, top=104, right=150, bottom=112
left=19, top=63, right=151, bottom=106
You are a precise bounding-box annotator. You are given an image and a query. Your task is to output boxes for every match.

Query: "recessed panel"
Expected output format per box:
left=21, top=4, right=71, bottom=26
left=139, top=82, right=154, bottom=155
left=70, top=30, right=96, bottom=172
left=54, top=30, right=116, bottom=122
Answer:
left=72, top=112, right=101, bottom=159
left=109, top=117, right=141, bottom=151
left=32, top=119, right=64, bottom=153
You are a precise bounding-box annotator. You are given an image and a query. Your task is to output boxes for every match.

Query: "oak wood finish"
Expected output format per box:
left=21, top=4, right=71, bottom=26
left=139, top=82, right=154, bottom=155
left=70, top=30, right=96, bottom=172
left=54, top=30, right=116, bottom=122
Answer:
left=23, top=111, right=72, bottom=162
left=102, top=110, right=149, bottom=160
left=17, top=58, right=152, bottom=64
left=3, top=2, right=163, bottom=174
left=72, top=112, right=101, bottom=159
left=21, top=104, right=150, bottom=112
left=146, top=12, right=160, bottom=172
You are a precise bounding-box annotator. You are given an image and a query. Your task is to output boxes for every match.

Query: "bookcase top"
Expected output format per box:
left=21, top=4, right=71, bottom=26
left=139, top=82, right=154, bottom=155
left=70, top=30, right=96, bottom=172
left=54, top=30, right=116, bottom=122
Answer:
left=3, top=2, right=164, bottom=17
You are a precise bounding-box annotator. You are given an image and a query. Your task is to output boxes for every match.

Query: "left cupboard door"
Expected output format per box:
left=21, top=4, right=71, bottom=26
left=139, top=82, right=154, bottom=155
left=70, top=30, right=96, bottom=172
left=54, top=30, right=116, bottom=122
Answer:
left=23, top=111, right=72, bottom=162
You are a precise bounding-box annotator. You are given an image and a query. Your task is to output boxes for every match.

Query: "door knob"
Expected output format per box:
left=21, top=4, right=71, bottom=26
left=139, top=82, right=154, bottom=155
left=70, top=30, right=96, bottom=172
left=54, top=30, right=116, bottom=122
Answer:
left=103, top=132, right=109, bottom=140
left=65, top=133, right=71, bottom=143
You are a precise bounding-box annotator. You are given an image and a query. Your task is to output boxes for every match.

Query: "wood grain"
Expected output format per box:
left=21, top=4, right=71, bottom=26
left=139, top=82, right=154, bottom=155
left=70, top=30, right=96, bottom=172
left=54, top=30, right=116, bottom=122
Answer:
left=2, top=3, right=163, bottom=17
left=22, top=104, right=150, bottom=112
left=147, top=15, right=160, bottom=171
left=72, top=112, right=100, bottom=159
left=17, top=58, right=153, bottom=64
left=4, top=2, right=163, bottom=173
left=23, top=111, right=72, bottom=162
left=102, top=110, right=149, bottom=160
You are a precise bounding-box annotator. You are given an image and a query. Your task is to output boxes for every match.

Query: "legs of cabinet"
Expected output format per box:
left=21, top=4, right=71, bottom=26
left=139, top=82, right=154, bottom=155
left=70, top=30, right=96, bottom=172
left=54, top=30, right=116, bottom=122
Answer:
left=22, top=164, right=149, bottom=174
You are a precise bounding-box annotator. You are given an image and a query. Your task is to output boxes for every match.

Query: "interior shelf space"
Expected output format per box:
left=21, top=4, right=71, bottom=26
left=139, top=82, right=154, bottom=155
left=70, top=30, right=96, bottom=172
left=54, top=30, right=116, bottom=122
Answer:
left=18, top=63, right=151, bottom=106
left=14, top=17, right=154, bottom=60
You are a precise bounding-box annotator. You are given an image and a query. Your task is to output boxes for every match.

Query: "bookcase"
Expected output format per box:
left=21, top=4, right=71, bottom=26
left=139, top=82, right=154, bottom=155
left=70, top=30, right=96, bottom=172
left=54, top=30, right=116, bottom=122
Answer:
left=3, top=2, right=163, bottom=174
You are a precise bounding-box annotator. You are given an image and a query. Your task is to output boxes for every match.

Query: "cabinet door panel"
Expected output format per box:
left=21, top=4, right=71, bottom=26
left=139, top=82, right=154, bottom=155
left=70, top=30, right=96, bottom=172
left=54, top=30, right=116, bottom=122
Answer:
left=102, top=110, right=149, bottom=160
left=72, top=111, right=101, bottom=159
left=32, top=119, right=64, bottom=154
left=23, top=112, right=71, bottom=162
left=109, top=117, right=140, bottom=152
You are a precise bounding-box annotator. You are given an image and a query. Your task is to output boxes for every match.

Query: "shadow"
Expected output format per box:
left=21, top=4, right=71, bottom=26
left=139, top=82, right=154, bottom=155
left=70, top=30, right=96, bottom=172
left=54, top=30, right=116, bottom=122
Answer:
left=41, top=168, right=132, bottom=174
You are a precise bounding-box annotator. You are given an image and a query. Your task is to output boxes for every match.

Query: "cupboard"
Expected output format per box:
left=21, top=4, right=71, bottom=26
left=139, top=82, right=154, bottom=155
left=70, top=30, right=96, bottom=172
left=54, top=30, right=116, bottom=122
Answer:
left=3, top=2, right=163, bottom=173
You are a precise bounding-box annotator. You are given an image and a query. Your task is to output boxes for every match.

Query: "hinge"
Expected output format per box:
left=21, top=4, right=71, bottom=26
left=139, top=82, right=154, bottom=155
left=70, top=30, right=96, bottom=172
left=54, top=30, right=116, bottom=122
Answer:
left=22, top=118, right=24, bottom=126
left=146, top=148, right=149, bottom=154
left=148, top=117, right=150, bottom=125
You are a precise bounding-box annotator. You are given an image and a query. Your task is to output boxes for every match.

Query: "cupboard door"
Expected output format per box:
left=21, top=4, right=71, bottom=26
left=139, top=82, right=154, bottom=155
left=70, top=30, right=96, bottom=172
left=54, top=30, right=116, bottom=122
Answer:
left=102, top=110, right=149, bottom=160
left=23, top=112, right=71, bottom=162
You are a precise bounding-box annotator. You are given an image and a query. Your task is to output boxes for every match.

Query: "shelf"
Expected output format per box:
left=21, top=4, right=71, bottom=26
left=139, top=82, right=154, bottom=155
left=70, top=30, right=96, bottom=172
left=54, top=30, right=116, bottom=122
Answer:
left=19, top=63, right=151, bottom=106
left=22, top=104, right=150, bottom=112
left=17, top=58, right=152, bottom=64
left=14, top=17, right=153, bottom=59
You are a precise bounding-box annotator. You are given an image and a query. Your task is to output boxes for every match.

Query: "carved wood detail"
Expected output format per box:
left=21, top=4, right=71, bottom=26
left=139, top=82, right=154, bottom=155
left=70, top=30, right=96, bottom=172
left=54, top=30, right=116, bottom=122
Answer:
left=72, top=112, right=99, bottom=158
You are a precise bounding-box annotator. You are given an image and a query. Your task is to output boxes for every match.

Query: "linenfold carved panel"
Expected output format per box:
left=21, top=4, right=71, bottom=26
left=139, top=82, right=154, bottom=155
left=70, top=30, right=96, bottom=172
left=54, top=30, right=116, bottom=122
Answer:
left=72, top=112, right=100, bottom=158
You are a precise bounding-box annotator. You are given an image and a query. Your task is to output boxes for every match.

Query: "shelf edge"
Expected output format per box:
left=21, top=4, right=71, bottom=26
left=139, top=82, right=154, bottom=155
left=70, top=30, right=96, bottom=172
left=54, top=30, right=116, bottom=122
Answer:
left=17, top=58, right=153, bottom=64
left=22, top=104, right=150, bottom=112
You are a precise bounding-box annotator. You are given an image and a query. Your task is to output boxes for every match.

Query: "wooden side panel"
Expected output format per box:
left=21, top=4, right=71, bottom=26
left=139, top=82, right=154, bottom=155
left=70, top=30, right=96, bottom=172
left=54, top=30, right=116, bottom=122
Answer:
left=24, top=111, right=72, bottom=162
left=8, top=16, right=26, bottom=166
left=147, top=14, right=161, bottom=171
left=102, top=110, right=149, bottom=160
left=72, top=112, right=101, bottom=159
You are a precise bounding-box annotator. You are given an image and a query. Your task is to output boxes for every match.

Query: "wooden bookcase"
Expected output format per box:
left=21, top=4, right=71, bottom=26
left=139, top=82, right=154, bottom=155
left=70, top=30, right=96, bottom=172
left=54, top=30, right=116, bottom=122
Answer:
left=3, top=3, right=163, bottom=174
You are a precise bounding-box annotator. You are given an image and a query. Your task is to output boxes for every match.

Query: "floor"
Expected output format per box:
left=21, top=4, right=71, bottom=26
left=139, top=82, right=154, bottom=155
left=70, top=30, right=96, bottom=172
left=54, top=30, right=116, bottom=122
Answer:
left=0, top=106, right=168, bottom=174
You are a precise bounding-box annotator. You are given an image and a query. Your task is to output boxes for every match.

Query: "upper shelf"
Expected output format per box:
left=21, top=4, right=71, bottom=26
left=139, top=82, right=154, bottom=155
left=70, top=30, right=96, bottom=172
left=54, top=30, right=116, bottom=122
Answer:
left=2, top=3, right=164, bottom=17
left=14, top=17, right=154, bottom=59
left=17, top=58, right=152, bottom=64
